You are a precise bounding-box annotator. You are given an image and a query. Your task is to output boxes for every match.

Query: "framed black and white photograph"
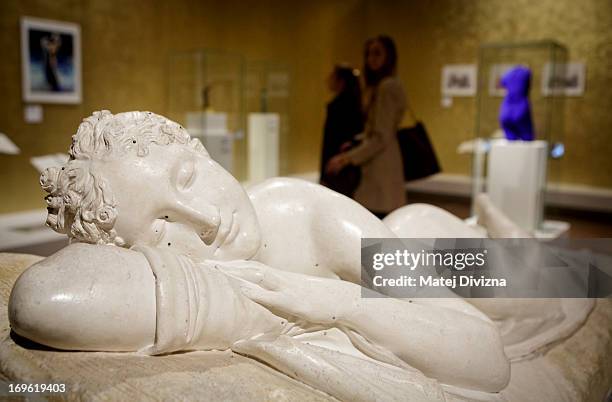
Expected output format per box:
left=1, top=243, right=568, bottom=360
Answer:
left=441, top=64, right=477, bottom=97
left=542, top=62, right=586, bottom=97
left=20, top=17, right=82, bottom=104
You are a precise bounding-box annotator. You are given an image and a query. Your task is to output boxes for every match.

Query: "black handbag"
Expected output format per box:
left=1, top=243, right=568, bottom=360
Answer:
left=397, top=120, right=441, bottom=182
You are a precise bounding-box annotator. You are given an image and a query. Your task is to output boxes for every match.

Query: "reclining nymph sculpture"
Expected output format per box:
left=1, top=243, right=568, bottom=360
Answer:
left=10, top=111, right=515, bottom=401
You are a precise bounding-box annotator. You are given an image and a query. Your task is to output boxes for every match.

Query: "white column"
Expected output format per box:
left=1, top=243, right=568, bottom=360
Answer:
left=486, top=139, right=548, bottom=231
left=247, top=113, right=279, bottom=183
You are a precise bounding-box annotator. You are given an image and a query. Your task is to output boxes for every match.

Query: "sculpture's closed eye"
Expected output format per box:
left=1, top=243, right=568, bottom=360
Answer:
left=176, top=160, right=196, bottom=191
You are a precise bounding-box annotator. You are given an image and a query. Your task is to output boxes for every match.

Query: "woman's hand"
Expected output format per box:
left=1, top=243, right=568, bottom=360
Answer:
left=217, top=260, right=355, bottom=325
left=325, top=153, right=351, bottom=175
left=339, top=141, right=353, bottom=152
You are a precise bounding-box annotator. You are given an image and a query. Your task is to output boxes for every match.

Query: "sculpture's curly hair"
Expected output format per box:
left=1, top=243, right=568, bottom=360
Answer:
left=41, top=110, right=205, bottom=245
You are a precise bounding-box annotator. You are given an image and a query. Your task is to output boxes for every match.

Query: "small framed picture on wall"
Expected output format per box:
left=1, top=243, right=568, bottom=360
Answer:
left=541, top=62, right=586, bottom=97
left=441, top=64, right=477, bottom=97
left=20, top=17, right=82, bottom=104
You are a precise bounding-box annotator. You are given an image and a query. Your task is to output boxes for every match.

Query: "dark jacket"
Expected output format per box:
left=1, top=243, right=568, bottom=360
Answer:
left=319, top=91, right=364, bottom=196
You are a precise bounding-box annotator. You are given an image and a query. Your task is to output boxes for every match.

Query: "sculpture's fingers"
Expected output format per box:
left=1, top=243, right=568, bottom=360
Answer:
left=221, top=263, right=284, bottom=291
left=217, top=259, right=274, bottom=271
left=239, top=282, right=282, bottom=308
left=204, top=259, right=253, bottom=271
left=219, top=265, right=264, bottom=284
left=258, top=269, right=283, bottom=291
left=216, top=259, right=262, bottom=269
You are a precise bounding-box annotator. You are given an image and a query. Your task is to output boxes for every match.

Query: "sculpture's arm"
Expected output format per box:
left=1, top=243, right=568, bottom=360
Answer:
left=9, top=243, right=157, bottom=352
left=9, top=243, right=285, bottom=354
left=221, top=261, right=510, bottom=393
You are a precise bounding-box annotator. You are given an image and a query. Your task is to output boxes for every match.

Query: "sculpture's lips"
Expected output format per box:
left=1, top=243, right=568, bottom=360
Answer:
left=224, top=212, right=240, bottom=245
left=215, top=211, right=237, bottom=248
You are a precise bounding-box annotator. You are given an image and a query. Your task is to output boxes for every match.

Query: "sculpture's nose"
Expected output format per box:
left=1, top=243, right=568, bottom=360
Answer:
left=168, top=200, right=221, bottom=245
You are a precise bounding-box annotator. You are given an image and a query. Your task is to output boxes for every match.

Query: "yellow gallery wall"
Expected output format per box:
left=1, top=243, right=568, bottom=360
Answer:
left=0, top=0, right=366, bottom=213
left=364, top=0, right=612, bottom=189
left=0, top=0, right=611, bottom=214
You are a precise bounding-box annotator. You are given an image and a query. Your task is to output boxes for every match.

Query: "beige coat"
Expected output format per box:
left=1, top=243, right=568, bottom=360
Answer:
left=346, top=76, right=407, bottom=213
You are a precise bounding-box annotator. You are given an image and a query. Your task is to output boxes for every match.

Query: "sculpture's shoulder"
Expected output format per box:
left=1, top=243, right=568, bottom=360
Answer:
left=247, top=177, right=395, bottom=239
left=247, top=177, right=329, bottom=199
left=247, top=177, right=352, bottom=213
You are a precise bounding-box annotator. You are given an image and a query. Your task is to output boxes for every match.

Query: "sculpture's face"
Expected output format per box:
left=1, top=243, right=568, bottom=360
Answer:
left=96, top=143, right=261, bottom=260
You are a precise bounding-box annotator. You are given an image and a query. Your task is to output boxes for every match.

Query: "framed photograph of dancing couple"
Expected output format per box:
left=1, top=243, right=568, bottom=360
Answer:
left=21, top=17, right=82, bottom=104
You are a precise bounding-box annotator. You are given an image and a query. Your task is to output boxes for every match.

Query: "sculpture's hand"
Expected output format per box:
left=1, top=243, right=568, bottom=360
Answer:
left=218, top=260, right=354, bottom=326
left=203, top=259, right=511, bottom=392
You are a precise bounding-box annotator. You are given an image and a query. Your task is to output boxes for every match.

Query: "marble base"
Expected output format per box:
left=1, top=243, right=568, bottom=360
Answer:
left=1, top=253, right=610, bottom=401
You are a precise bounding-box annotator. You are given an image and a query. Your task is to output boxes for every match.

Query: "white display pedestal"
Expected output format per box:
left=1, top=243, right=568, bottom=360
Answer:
left=247, top=113, right=279, bottom=183
left=487, top=139, right=548, bottom=232
left=534, top=220, right=570, bottom=239
left=186, top=112, right=233, bottom=173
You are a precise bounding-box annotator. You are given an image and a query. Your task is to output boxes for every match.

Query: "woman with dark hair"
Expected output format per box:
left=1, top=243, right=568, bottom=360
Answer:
left=319, top=64, right=364, bottom=197
left=326, top=35, right=407, bottom=219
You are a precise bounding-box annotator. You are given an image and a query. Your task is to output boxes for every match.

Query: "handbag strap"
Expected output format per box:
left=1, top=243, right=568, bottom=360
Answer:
left=405, top=93, right=418, bottom=123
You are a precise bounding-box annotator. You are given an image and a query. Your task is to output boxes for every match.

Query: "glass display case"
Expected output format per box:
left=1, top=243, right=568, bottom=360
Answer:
left=168, top=49, right=247, bottom=180
left=471, top=40, right=568, bottom=232
left=168, top=51, right=291, bottom=184
left=245, top=60, right=291, bottom=181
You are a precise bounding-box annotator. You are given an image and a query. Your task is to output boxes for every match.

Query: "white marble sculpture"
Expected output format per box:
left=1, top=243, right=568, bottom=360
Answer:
left=385, top=198, right=593, bottom=361
left=6, top=111, right=592, bottom=401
